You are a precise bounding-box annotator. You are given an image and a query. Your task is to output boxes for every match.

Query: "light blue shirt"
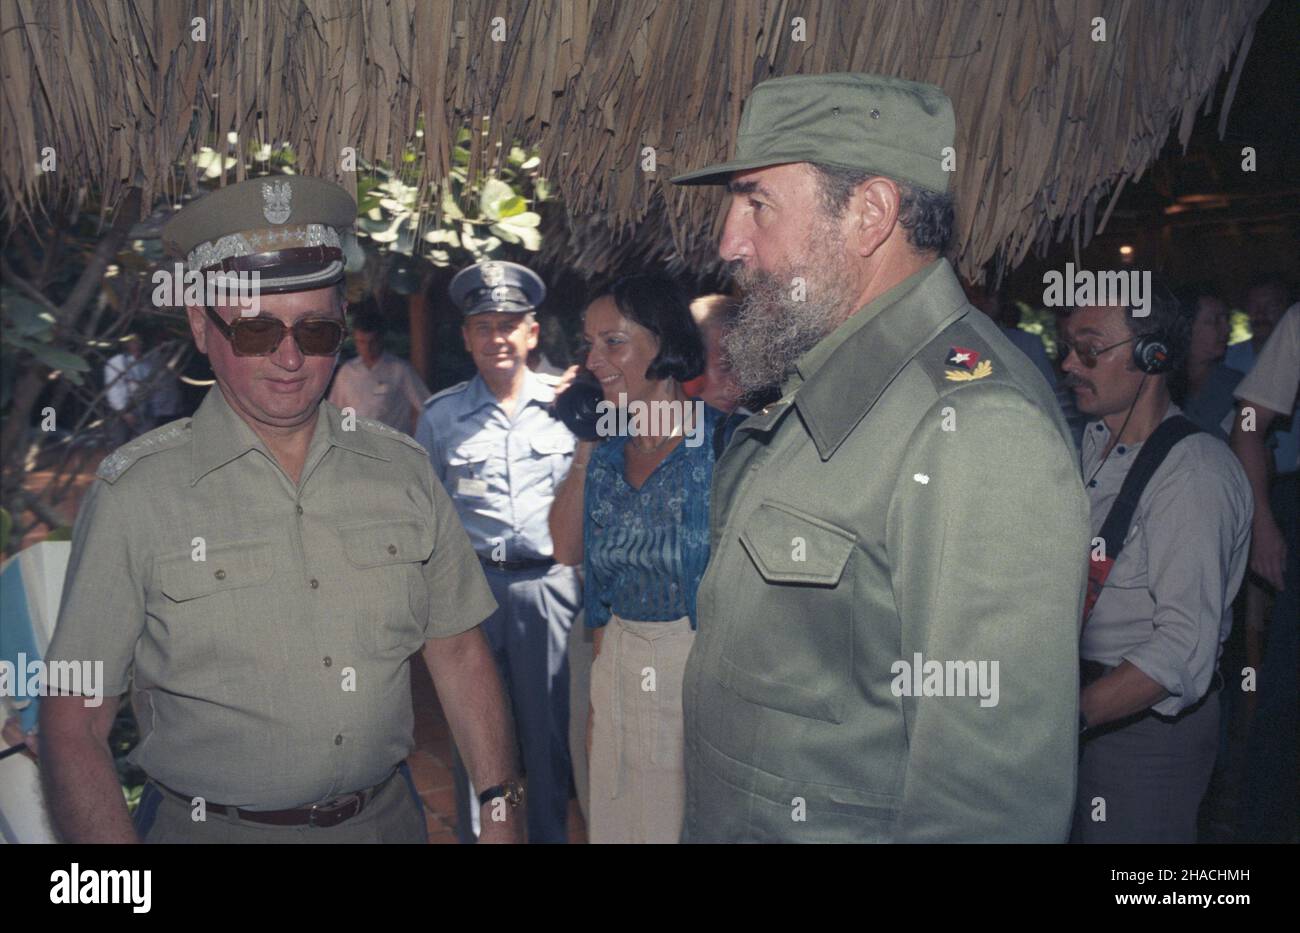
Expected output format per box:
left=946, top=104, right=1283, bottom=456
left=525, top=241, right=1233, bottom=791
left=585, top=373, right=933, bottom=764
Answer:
left=1226, top=340, right=1299, bottom=473
left=414, top=371, right=575, bottom=561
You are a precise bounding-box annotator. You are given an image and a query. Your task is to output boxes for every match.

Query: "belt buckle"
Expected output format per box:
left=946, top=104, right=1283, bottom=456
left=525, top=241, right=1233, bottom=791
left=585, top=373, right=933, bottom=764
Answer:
left=308, top=793, right=362, bottom=828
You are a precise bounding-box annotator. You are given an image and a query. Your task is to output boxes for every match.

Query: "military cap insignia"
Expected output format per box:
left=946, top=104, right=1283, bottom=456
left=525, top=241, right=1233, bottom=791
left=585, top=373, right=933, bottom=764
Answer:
left=481, top=262, right=505, bottom=287
left=262, top=180, right=292, bottom=224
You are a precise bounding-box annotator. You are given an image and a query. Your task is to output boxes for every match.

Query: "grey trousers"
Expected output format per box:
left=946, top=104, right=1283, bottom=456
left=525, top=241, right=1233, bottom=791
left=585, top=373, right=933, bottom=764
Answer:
left=1074, top=692, right=1219, bottom=843
left=453, top=562, right=579, bottom=843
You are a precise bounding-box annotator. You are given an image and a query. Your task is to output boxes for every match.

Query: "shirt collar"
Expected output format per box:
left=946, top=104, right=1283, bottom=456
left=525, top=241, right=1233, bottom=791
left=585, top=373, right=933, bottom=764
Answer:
left=190, top=386, right=390, bottom=485
left=457, top=370, right=554, bottom=420
left=1084, top=401, right=1182, bottom=457
left=789, top=258, right=969, bottom=460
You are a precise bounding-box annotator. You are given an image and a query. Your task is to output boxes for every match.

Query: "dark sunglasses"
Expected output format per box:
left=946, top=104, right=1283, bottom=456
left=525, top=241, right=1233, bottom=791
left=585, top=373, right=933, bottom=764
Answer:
left=1059, top=336, right=1134, bottom=368
left=204, top=306, right=346, bottom=357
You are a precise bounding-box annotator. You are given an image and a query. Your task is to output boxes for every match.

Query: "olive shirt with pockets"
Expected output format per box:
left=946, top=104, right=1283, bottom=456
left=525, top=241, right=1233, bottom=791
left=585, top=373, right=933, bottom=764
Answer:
left=43, top=387, right=497, bottom=810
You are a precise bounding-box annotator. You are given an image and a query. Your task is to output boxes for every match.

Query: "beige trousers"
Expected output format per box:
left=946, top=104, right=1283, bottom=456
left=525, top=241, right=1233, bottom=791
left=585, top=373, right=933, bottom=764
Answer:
left=588, top=615, right=694, bottom=844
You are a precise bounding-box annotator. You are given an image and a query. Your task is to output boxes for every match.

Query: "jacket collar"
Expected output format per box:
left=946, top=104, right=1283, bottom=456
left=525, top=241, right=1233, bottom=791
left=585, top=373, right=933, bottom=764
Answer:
left=791, top=258, right=970, bottom=460
left=190, top=386, right=390, bottom=485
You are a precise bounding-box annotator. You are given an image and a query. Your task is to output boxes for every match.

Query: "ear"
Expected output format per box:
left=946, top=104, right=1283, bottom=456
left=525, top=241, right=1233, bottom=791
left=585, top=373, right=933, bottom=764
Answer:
left=461, top=324, right=473, bottom=355
left=525, top=317, right=540, bottom=352
left=186, top=304, right=210, bottom=354
left=848, top=176, right=902, bottom=259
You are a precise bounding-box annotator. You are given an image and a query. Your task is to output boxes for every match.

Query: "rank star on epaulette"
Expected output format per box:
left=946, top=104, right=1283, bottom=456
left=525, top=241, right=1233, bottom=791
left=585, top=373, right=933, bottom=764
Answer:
left=945, top=346, right=980, bottom=369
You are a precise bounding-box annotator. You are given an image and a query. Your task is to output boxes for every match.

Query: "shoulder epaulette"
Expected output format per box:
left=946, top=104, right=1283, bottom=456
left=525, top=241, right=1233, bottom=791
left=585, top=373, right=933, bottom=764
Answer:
left=421, top=380, right=470, bottom=409
left=96, top=420, right=192, bottom=483
left=354, top=416, right=427, bottom=454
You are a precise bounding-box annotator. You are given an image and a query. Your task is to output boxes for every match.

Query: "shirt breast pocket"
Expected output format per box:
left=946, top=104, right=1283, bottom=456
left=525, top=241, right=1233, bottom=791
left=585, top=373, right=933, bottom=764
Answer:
left=155, top=538, right=277, bottom=686
left=340, top=518, right=436, bottom=657
left=446, top=443, right=493, bottom=497
left=529, top=430, right=575, bottom=486
left=719, top=501, right=856, bottom=724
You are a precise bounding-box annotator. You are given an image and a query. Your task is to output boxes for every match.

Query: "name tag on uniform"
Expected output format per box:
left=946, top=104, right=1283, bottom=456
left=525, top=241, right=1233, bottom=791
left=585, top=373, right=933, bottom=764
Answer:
left=457, top=477, right=488, bottom=498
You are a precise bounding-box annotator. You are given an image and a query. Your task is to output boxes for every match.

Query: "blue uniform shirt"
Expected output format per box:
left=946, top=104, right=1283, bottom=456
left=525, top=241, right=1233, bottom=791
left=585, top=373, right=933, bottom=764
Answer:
left=415, top=371, right=575, bottom=561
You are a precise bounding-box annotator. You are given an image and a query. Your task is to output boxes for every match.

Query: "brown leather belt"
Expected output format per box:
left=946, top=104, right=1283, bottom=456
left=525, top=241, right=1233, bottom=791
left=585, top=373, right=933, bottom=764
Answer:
left=152, top=768, right=398, bottom=828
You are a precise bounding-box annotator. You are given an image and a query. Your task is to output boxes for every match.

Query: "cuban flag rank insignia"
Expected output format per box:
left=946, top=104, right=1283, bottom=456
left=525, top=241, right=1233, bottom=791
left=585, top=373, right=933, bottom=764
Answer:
left=945, top=346, right=980, bottom=369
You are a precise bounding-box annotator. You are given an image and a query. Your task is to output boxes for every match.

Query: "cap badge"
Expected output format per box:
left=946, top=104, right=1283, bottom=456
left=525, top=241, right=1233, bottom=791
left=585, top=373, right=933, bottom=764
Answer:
left=491, top=285, right=510, bottom=302
left=481, top=262, right=505, bottom=287
left=262, top=180, right=292, bottom=224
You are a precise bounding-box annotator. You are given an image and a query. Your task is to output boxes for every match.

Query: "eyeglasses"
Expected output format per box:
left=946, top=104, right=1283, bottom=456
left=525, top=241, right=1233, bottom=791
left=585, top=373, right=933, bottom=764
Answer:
left=1059, top=336, right=1134, bottom=368
left=204, top=306, right=346, bottom=357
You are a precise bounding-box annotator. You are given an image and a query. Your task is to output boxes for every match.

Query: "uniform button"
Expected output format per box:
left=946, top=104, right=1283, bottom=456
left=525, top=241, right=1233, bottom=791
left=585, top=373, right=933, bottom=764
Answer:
left=214, top=569, right=227, bottom=580
left=1117, top=446, right=1126, bottom=454
left=334, top=734, right=344, bottom=746
left=310, top=578, right=320, bottom=589
left=1088, top=480, right=1097, bottom=488
left=387, top=544, right=397, bottom=555
left=296, top=505, right=304, bottom=515
left=323, top=656, right=332, bottom=668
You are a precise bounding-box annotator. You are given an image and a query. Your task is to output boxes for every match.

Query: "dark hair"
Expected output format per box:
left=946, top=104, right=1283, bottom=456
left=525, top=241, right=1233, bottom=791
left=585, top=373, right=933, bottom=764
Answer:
left=350, top=302, right=385, bottom=335
left=1122, top=274, right=1190, bottom=375
left=811, top=164, right=955, bottom=256
left=607, top=273, right=705, bottom=382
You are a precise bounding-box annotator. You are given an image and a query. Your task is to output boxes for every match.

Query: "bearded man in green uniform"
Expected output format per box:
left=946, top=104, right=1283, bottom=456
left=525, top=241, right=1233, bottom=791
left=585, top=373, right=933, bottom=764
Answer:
left=671, top=73, right=1090, bottom=842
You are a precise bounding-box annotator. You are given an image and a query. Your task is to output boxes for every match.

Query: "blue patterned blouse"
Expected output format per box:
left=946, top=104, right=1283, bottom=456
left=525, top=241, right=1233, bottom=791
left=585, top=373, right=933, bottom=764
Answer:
left=583, top=405, right=728, bottom=629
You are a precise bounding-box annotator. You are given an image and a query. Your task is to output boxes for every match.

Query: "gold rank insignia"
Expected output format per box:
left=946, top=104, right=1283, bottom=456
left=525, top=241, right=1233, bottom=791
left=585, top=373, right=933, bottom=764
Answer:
left=944, top=347, right=992, bottom=381
left=945, top=360, right=992, bottom=381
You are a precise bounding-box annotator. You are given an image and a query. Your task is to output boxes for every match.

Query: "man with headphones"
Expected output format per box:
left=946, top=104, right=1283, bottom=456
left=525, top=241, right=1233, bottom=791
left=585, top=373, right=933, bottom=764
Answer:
left=1061, top=281, right=1253, bottom=843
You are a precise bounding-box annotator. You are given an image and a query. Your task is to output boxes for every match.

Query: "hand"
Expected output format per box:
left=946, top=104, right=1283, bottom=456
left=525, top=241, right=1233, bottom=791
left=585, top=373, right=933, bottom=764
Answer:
left=1250, top=515, right=1287, bottom=592
left=2, top=715, right=38, bottom=763
left=476, top=801, right=525, bottom=844
left=553, top=365, right=581, bottom=398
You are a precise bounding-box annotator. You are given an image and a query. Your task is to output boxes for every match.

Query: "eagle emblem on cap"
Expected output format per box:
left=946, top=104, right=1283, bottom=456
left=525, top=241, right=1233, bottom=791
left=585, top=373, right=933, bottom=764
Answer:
left=262, top=180, right=292, bottom=224
left=481, top=262, right=505, bottom=287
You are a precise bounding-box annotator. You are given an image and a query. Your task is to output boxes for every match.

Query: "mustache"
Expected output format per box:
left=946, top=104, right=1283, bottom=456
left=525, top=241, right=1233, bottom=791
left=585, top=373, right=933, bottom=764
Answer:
left=1061, top=374, right=1093, bottom=391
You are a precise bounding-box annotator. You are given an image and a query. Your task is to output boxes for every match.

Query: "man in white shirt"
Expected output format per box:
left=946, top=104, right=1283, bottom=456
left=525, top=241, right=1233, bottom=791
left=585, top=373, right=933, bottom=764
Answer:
left=104, top=334, right=153, bottom=445
left=1231, top=301, right=1299, bottom=842
left=1061, top=288, right=1252, bottom=843
left=328, top=306, right=430, bottom=435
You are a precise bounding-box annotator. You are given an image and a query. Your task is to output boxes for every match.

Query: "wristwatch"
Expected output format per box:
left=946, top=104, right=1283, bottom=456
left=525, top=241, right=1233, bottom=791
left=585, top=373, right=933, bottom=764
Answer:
left=477, top=780, right=525, bottom=810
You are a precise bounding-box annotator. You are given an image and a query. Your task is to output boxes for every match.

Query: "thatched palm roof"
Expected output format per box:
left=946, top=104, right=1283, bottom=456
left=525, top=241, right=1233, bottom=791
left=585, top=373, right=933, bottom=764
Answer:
left=0, top=0, right=1271, bottom=281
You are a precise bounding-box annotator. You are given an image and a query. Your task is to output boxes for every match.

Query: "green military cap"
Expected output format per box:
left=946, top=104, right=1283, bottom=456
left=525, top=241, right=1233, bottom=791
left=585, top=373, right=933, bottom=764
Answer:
left=671, top=72, right=955, bottom=192
left=161, top=176, right=356, bottom=294
left=448, top=260, right=546, bottom=317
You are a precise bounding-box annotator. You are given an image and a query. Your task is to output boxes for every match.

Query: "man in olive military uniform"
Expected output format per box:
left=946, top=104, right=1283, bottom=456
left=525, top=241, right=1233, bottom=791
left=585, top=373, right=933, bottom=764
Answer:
left=39, top=176, right=524, bottom=843
left=415, top=261, right=580, bottom=844
left=672, top=73, right=1090, bottom=842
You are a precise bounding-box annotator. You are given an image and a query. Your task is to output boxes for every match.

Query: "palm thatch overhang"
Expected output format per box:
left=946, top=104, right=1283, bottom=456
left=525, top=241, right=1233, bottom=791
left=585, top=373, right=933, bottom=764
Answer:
left=0, top=0, right=1272, bottom=283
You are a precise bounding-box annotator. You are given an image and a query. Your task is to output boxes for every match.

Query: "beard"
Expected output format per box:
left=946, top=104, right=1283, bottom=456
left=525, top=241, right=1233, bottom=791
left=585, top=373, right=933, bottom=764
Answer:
left=722, top=225, right=859, bottom=398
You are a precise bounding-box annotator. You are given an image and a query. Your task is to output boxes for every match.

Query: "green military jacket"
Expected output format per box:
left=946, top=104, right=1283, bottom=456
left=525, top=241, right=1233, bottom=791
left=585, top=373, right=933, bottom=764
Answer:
left=682, top=259, right=1089, bottom=842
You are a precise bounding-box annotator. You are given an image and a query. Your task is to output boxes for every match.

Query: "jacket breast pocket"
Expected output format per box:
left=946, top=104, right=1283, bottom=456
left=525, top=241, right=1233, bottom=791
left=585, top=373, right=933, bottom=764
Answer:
left=340, top=518, right=436, bottom=657
left=155, top=538, right=277, bottom=685
left=719, top=501, right=856, bottom=724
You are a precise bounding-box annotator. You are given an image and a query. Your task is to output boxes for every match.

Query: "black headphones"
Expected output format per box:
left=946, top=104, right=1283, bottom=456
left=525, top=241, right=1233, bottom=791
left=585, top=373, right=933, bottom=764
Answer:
left=1132, top=333, right=1172, bottom=374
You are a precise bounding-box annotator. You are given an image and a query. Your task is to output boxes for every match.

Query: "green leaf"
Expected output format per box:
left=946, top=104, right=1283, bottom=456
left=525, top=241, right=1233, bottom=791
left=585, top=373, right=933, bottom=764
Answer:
left=478, top=178, right=516, bottom=220
left=521, top=155, right=541, bottom=170
left=29, top=344, right=90, bottom=374
left=508, top=146, right=527, bottom=166
left=440, top=187, right=464, bottom=220
left=0, top=507, right=11, bottom=554
left=495, top=195, right=526, bottom=218
left=491, top=218, right=541, bottom=250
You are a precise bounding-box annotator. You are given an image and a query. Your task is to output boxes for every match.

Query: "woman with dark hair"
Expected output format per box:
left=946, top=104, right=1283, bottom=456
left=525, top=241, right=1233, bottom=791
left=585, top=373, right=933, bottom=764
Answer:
left=550, top=272, right=726, bottom=842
